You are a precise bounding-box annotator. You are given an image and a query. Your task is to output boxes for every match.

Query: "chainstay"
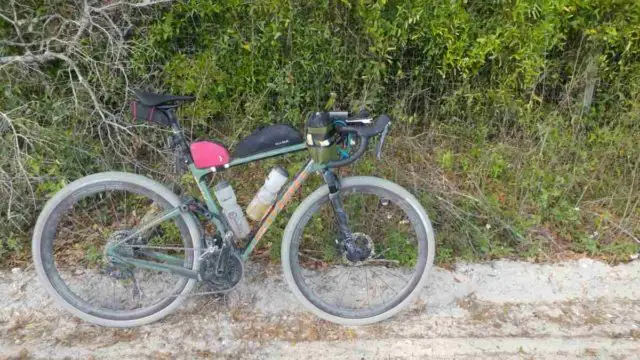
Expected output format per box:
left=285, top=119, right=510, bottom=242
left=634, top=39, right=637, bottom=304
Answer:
left=112, top=244, right=243, bottom=296
left=115, top=244, right=197, bottom=251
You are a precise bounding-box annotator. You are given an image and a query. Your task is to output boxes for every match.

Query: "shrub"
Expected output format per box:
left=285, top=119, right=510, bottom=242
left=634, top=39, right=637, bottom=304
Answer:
left=1, top=0, right=638, bottom=266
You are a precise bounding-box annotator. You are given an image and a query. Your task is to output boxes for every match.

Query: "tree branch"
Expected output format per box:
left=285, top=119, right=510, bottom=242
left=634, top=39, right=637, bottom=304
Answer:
left=0, top=53, right=58, bottom=65
left=95, top=0, right=173, bottom=12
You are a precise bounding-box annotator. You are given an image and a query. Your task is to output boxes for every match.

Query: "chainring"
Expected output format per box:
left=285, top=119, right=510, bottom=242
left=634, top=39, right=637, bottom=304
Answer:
left=199, top=251, right=244, bottom=292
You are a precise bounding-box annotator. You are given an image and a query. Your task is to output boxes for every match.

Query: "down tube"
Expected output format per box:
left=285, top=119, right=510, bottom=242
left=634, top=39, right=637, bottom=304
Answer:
left=241, top=160, right=315, bottom=260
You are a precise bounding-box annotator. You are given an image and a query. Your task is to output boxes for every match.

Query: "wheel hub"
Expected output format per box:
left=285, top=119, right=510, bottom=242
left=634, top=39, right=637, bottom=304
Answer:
left=104, top=230, right=135, bottom=260
left=343, top=232, right=375, bottom=263
left=101, top=230, right=138, bottom=281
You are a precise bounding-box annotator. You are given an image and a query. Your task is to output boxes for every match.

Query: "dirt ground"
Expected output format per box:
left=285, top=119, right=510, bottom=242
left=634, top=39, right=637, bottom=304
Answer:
left=1, top=258, right=639, bottom=359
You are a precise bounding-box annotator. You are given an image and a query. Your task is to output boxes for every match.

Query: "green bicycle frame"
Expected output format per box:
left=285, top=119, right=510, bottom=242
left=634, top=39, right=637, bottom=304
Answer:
left=191, top=143, right=314, bottom=262
left=189, top=142, right=308, bottom=242
left=109, top=143, right=316, bottom=279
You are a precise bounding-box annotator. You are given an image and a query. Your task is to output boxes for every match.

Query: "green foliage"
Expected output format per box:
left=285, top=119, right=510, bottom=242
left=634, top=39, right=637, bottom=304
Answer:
left=148, top=221, right=183, bottom=246
left=384, top=229, right=418, bottom=267
left=2, top=0, right=640, bottom=266
left=0, top=234, right=23, bottom=260
left=84, top=245, right=103, bottom=267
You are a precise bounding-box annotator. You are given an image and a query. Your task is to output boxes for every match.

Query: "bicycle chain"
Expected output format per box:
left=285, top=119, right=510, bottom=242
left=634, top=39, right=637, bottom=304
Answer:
left=114, top=243, right=196, bottom=251
left=112, top=243, right=243, bottom=297
left=177, top=287, right=232, bottom=297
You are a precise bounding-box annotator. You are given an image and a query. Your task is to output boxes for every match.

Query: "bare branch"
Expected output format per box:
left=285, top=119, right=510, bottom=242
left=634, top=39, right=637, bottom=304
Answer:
left=0, top=53, right=58, bottom=65
left=95, top=0, right=173, bottom=11
left=0, top=111, right=36, bottom=211
left=0, top=0, right=176, bottom=238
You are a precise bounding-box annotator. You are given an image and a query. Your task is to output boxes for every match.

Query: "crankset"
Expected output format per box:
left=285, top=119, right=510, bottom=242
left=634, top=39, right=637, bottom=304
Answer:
left=199, top=250, right=244, bottom=292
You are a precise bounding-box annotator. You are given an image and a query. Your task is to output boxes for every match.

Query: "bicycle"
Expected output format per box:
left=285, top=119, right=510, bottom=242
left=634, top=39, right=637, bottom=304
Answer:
left=32, top=91, right=435, bottom=328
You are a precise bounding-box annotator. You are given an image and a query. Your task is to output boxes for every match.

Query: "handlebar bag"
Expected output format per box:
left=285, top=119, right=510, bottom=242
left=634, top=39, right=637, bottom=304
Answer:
left=306, top=112, right=340, bottom=164
left=233, top=124, right=304, bottom=158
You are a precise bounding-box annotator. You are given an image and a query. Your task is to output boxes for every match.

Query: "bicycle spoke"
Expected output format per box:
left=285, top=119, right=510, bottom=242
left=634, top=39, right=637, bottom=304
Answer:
left=364, top=267, right=370, bottom=307
left=368, top=267, right=400, bottom=296
left=290, top=185, right=428, bottom=319
left=45, top=186, right=193, bottom=317
left=336, top=266, right=354, bottom=309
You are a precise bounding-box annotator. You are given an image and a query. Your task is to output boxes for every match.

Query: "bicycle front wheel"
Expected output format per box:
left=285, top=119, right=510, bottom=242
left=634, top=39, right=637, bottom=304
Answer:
left=32, top=172, right=201, bottom=328
left=281, top=176, right=435, bottom=325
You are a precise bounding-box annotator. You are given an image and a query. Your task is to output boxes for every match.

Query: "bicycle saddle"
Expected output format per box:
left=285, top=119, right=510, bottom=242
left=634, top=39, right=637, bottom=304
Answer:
left=134, top=90, right=196, bottom=107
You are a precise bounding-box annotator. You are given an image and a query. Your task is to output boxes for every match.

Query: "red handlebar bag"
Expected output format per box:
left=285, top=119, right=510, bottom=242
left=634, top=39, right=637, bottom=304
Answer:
left=190, top=141, right=231, bottom=170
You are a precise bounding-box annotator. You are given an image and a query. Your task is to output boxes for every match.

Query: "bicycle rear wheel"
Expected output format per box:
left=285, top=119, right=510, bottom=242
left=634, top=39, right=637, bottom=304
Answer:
left=32, top=172, right=201, bottom=327
left=281, top=176, right=435, bottom=325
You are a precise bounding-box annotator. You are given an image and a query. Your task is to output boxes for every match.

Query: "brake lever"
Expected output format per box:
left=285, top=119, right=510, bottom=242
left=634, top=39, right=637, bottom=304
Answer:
left=345, top=109, right=372, bottom=124
left=376, top=122, right=391, bottom=160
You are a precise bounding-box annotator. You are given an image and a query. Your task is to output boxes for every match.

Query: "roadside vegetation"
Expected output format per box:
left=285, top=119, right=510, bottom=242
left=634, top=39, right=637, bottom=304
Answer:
left=1, top=0, right=638, bottom=267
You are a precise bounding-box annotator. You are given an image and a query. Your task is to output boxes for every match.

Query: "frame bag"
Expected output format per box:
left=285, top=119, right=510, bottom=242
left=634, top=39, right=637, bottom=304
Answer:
left=234, top=124, right=303, bottom=158
left=190, top=141, right=231, bottom=170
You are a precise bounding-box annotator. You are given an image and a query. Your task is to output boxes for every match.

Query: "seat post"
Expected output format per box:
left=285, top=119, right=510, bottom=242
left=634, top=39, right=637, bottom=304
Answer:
left=166, top=108, right=193, bottom=165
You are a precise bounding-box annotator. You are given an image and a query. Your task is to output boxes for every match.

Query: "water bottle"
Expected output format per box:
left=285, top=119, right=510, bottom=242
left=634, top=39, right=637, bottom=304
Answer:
left=246, top=167, right=289, bottom=221
left=213, top=180, right=251, bottom=239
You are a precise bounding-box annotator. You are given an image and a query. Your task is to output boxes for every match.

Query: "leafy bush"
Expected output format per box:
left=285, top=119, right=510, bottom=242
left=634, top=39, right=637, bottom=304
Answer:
left=1, top=0, right=638, bottom=266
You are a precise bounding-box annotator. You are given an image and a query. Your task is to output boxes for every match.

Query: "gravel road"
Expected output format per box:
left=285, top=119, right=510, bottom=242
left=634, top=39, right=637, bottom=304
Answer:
left=1, top=258, right=638, bottom=359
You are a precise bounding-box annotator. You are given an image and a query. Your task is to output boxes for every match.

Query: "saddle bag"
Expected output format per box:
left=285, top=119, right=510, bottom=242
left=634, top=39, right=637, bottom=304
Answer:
left=233, top=124, right=303, bottom=158
left=306, top=112, right=339, bottom=164
left=130, top=101, right=172, bottom=127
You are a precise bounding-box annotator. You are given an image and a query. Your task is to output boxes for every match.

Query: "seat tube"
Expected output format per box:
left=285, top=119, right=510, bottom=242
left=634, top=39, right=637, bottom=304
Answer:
left=166, top=109, right=192, bottom=165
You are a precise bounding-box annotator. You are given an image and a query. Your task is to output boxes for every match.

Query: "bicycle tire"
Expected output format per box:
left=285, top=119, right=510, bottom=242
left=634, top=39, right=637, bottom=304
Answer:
left=281, top=176, right=435, bottom=325
left=32, top=172, right=201, bottom=328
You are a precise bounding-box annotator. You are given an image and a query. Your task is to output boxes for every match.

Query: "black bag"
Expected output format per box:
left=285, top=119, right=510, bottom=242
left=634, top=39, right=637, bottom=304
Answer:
left=130, top=101, right=172, bottom=127
left=234, top=124, right=303, bottom=158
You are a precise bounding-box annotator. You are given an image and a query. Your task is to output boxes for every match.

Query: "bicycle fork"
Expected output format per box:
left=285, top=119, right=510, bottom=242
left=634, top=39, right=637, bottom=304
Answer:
left=322, top=170, right=368, bottom=262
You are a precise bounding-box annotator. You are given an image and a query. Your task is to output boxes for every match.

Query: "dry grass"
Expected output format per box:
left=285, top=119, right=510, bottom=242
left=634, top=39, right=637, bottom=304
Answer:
left=456, top=294, right=624, bottom=331
left=5, top=124, right=637, bottom=269
left=232, top=311, right=357, bottom=342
